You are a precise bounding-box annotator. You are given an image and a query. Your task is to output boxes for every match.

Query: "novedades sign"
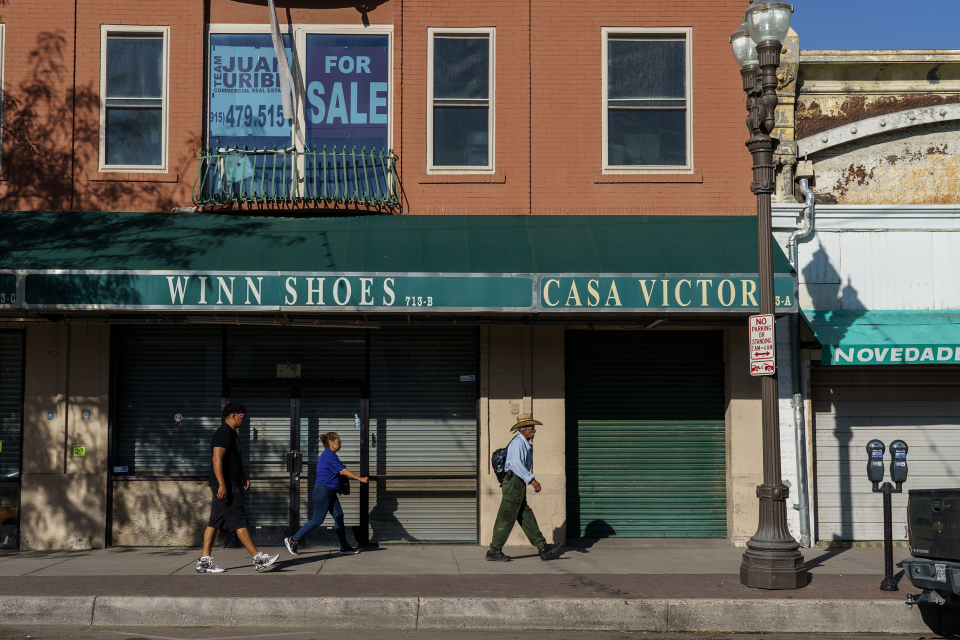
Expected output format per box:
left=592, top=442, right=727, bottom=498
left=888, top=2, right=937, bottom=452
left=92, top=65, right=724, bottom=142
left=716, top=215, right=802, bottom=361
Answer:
left=5, top=271, right=798, bottom=313
left=827, top=345, right=960, bottom=365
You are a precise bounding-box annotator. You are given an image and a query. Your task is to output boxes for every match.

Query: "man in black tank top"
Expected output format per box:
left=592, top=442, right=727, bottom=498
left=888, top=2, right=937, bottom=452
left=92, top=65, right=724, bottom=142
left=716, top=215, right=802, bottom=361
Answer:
left=196, top=402, right=279, bottom=573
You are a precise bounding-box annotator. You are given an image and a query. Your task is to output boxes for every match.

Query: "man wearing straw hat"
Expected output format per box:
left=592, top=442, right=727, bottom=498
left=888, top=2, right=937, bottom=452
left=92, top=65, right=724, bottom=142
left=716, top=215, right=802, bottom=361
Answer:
left=486, top=413, right=563, bottom=562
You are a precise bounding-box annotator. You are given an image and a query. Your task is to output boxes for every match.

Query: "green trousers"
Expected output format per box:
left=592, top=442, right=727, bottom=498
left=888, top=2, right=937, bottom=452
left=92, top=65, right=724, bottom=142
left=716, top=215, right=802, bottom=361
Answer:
left=488, top=474, right=546, bottom=554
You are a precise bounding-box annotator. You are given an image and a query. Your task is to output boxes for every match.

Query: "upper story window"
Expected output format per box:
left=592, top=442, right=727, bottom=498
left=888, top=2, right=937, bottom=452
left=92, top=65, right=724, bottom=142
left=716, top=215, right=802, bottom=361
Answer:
left=427, top=28, right=495, bottom=173
left=602, top=28, right=692, bottom=173
left=100, top=26, right=170, bottom=171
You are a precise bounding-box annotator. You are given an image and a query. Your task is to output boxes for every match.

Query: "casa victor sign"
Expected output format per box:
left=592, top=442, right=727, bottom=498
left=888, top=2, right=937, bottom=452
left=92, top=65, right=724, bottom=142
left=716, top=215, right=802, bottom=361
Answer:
left=1, top=271, right=798, bottom=313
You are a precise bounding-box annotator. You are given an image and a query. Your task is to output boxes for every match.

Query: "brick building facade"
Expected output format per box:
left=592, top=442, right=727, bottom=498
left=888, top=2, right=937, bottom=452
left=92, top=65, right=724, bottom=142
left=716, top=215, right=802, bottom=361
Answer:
left=0, top=0, right=796, bottom=552
left=0, top=0, right=756, bottom=214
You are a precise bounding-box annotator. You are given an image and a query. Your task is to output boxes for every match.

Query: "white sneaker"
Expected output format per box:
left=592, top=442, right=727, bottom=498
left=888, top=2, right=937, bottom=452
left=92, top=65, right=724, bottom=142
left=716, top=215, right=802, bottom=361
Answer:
left=252, top=551, right=279, bottom=571
left=196, top=557, right=225, bottom=573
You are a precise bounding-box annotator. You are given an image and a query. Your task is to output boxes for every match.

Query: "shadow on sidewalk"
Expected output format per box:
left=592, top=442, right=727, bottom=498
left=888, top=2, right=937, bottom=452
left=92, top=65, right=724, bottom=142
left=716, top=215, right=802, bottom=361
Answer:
left=802, top=546, right=852, bottom=571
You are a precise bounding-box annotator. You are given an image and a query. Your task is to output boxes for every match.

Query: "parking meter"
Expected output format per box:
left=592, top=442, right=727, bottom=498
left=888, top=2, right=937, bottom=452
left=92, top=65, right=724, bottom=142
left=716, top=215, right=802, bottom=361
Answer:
left=865, top=438, right=908, bottom=592
left=890, top=440, right=908, bottom=485
left=867, top=439, right=886, bottom=484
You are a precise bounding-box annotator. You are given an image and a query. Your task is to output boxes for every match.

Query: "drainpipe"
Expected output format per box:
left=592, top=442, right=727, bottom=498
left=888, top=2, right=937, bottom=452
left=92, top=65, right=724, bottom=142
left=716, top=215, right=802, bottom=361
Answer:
left=787, top=178, right=815, bottom=272
left=787, top=177, right=815, bottom=548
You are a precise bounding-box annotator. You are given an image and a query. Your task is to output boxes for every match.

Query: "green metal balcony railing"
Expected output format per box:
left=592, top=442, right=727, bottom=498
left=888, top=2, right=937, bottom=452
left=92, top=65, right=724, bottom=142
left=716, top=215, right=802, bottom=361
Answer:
left=193, top=145, right=398, bottom=207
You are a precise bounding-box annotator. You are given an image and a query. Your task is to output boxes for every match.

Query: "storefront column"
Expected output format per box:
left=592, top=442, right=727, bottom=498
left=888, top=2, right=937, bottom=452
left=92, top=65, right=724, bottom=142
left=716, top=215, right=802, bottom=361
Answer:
left=725, top=326, right=764, bottom=546
left=20, top=324, right=110, bottom=550
left=479, top=325, right=565, bottom=548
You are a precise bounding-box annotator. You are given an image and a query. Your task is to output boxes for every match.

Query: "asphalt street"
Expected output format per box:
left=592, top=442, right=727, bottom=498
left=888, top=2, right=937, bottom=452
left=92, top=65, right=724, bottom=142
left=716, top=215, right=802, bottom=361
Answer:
left=0, top=631, right=941, bottom=640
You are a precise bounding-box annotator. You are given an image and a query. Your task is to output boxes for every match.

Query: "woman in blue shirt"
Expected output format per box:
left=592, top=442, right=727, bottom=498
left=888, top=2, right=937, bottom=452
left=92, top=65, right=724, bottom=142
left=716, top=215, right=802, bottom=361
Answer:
left=284, top=432, right=368, bottom=556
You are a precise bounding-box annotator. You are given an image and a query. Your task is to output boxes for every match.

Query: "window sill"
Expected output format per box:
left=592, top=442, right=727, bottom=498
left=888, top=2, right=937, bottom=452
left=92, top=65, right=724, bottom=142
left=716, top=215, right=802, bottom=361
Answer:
left=595, top=172, right=702, bottom=184
left=90, top=172, right=179, bottom=183
left=419, top=172, right=506, bottom=184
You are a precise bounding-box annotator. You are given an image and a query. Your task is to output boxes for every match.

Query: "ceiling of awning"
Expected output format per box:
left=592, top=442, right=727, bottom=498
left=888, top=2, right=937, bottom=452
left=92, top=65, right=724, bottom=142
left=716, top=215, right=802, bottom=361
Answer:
left=0, top=212, right=794, bottom=274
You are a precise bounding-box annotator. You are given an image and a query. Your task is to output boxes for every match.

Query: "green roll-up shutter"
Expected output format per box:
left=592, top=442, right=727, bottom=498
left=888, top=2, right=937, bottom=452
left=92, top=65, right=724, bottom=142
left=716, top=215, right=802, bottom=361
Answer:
left=369, top=327, right=478, bottom=542
left=566, top=330, right=726, bottom=538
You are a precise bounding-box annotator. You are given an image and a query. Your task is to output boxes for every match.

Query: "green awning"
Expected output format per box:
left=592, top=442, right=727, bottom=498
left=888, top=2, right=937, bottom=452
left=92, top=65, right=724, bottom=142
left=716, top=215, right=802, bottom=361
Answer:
left=0, top=212, right=794, bottom=273
left=804, top=310, right=960, bottom=365
left=0, top=212, right=796, bottom=313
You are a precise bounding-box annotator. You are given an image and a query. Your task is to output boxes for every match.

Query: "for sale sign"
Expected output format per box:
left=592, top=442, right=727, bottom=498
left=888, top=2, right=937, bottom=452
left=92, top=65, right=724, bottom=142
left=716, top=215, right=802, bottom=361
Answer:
left=749, top=314, right=776, bottom=376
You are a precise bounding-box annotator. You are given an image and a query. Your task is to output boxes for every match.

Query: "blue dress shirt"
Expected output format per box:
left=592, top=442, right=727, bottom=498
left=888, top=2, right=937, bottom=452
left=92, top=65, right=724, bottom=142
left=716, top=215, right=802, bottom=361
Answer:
left=505, top=432, right=535, bottom=484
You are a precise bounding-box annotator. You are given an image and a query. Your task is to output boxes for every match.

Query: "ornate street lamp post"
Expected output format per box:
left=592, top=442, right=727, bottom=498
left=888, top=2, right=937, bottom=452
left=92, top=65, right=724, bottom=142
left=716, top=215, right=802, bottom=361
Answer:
left=730, top=1, right=808, bottom=590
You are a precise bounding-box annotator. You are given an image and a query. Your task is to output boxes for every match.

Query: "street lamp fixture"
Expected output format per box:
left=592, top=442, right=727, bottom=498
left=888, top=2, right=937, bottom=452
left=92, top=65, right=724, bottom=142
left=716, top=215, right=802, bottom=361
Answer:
left=730, top=1, right=808, bottom=590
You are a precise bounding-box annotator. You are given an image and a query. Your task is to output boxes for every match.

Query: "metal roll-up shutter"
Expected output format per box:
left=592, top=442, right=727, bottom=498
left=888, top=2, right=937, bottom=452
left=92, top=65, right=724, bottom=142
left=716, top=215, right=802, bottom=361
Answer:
left=115, top=327, right=224, bottom=477
left=566, top=330, right=726, bottom=538
left=299, top=388, right=364, bottom=529
left=369, top=327, right=478, bottom=542
left=0, top=332, right=24, bottom=550
left=113, top=327, right=224, bottom=546
left=812, top=365, right=960, bottom=542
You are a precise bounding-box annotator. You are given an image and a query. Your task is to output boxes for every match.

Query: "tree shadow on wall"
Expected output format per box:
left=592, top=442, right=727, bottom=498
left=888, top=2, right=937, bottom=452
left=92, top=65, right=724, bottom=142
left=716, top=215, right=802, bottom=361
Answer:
left=800, top=240, right=868, bottom=547
left=17, top=388, right=108, bottom=550
left=0, top=32, right=200, bottom=212
left=111, top=480, right=212, bottom=546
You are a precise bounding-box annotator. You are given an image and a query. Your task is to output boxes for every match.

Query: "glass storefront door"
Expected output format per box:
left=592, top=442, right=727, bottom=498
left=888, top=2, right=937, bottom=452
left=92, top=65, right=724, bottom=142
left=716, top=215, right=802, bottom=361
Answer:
left=226, top=383, right=364, bottom=547
left=299, top=388, right=363, bottom=545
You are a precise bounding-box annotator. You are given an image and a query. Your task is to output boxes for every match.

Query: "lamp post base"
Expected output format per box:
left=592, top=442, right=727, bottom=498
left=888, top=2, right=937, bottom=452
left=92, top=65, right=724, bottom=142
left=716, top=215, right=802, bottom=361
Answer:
left=740, top=548, right=808, bottom=590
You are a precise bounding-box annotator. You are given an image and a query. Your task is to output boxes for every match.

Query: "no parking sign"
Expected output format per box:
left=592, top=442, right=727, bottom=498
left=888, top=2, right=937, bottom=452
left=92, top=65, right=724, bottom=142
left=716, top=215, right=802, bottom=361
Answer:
left=749, top=314, right=776, bottom=376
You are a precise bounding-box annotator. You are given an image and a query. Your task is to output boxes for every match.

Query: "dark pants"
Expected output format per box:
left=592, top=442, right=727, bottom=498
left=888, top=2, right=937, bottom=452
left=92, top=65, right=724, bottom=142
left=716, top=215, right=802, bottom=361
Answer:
left=488, top=474, right=546, bottom=554
left=292, top=483, right=348, bottom=547
left=207, top=486, right=248, bottom=531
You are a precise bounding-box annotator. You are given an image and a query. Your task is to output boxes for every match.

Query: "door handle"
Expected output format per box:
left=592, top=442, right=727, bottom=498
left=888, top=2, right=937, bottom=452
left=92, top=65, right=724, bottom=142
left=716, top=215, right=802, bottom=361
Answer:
left=286, top=450, right=302, bottom=474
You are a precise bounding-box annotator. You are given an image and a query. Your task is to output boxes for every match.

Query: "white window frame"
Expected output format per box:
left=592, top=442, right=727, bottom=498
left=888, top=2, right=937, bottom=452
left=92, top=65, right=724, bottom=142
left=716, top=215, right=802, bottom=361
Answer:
left=293, top=24, right=394, bottom=162
left=99, top=25, right=171, bottom=173
left=206, top=23, right=394, bottom=196
left=426, top=27, right=496, bottom=174
left=601, top=27, right=693, bottom=174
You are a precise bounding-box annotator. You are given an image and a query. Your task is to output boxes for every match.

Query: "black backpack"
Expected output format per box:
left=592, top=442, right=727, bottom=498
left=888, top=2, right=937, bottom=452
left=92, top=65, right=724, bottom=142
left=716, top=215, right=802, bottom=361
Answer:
left=492, top=445, right=508, bottom=485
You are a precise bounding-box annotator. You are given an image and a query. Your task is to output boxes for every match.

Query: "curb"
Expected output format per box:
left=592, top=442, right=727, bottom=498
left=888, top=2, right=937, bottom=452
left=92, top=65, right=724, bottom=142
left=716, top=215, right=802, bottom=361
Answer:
left=0, top=595, right=930, bottom=633
left=417, top=598, right=928, bottom=633
left=93, top=597, right=419, bottom=629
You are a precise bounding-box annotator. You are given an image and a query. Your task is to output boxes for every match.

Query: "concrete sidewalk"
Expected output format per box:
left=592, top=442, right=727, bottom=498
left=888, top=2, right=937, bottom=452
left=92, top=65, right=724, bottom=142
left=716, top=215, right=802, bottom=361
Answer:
left=0, top=539, right=943, bottom=633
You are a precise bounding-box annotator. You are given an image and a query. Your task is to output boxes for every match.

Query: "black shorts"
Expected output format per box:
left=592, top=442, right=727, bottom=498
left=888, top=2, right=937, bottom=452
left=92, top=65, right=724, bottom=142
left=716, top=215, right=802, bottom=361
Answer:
left=207, top=486, right=248, bottom=531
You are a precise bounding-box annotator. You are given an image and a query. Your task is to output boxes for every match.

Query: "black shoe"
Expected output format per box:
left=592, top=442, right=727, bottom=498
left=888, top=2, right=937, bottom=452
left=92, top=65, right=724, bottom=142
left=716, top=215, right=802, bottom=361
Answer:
left=485, top=551, right=511, bottom=562
left=339, top=545, right=360, bottom=555
left=284, top=537, right=299, bottom=556
left=539, top=544, right=563, bottom=561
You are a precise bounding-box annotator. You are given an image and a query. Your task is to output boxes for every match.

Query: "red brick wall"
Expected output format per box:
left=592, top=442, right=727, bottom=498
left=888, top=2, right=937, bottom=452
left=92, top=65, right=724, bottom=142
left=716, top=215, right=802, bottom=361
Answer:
left=529, top=0, right=755, bottom=215
left=0, top=0, right=755, bottom=215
